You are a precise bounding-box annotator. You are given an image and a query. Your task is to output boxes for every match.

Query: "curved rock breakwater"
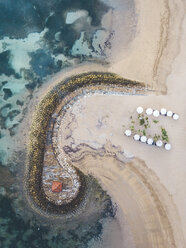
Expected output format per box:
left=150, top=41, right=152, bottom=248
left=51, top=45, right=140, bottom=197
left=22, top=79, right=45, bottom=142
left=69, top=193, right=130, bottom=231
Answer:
left=25, top=72, right=145, bottom=216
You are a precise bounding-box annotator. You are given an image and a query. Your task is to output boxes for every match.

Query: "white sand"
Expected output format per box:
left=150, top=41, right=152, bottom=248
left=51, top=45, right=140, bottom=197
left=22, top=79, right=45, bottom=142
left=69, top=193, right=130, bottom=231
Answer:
left=65, top=10, right=88, bottom=24
left=108, top=0, right=185, bottom=93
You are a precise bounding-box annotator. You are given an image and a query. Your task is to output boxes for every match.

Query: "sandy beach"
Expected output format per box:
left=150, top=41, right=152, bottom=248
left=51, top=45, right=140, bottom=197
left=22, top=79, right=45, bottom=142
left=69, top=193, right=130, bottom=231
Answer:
left=14, top=0, right=186, bottom=247
left=108, top=0, right=185, bottom=93
left=57, top=87, right=185, bottom=247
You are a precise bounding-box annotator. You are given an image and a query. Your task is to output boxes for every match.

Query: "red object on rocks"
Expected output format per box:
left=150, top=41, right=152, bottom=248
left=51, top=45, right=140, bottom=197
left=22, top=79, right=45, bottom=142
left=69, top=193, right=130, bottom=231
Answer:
left=52, top=181, right=62, bottom=192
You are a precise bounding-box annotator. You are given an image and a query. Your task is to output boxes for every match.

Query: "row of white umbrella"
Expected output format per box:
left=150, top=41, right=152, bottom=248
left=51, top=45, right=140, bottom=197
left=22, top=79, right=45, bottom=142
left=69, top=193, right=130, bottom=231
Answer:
left=124, top=130, right=171, bottom=150
left=136, top=106, right=179, bottom=120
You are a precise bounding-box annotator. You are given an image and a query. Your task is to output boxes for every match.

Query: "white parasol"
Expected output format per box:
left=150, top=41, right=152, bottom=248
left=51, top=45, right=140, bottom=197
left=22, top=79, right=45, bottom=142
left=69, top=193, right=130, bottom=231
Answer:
left=136, top=106, right=143, bottom=114
left=156, top=140, right=163, bottom=147
left=146, top=108, right=153, bottom=115
left=160, top=108, right=167, bottom=115
left=165, top=143, right=172, bottom=151
left=133, top=134, right=140, bottom=141
left=125, top=130, right=132, bottom=137
left=140, top=136, right=147, bottom=143
left=167, top=111, right=173, bottom=117
left=147, top=138, right=153, bottom=145
left=173, top=114, right=179, bottom=120
left=153, top=110, right=160, bottom=117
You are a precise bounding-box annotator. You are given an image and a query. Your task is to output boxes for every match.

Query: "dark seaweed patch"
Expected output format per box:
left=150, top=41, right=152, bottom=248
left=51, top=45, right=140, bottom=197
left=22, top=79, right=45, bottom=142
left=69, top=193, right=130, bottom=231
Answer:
left=0, top=51, right=15, bottom=76
left=0, top=103, right=12, bottom=112
left=0, top=194, right=113, bottom=248
left=0, top=104, right=12, bottom=129
left=0, top=109, right=21, bottom=130
left=7, top=110, right=21, bottom=122
left=0, top=196, right=48, bottom=248
left=9, top=124, right=19, bottom=137
left=3, top=88, right=13, bottom=100
left=0, top=81, right=8, bottom=91
left=16, top=100, right=24, bottom=107
left=25, top=81, right=37, bottom=91
left=29, top=49, right=61, bottom=78
left=0, top=0, right=44, bottom=39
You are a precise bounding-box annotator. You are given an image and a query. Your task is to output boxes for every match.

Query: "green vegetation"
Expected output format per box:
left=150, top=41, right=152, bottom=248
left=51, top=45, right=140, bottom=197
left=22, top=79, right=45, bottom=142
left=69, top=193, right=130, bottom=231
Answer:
left=130, top=125, right=135, bottom=132
left=153, top=134, right=161, bottom=142
left=139, top=118, right=145, bottom=126
left=137, top=114, right=150, bottom=128
left=138, top=129, right=142, bottom=134
left=125, top=109, right=170, bottom=145
left=161, top=127, right=169, bottom=142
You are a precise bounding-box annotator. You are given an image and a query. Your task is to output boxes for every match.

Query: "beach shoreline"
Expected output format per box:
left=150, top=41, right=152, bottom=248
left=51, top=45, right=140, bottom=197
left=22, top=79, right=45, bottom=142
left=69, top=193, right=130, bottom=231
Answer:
left=11, top=0, right=186, bottom=247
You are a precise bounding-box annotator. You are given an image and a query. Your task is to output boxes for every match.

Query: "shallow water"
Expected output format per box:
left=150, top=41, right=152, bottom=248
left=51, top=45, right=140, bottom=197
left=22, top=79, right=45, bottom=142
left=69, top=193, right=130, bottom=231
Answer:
left=0, top=0, right=136, bottom=247
left=0, top=181, right=116, bottom=248
left=0, top=0, right=112, bottom=165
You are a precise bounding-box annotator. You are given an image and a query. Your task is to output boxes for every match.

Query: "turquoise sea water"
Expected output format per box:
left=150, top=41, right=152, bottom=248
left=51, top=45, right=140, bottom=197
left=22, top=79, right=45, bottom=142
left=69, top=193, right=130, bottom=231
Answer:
left=0, top=0, right=112, bottom=165
left=0, top=0, right=135, bottom=247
